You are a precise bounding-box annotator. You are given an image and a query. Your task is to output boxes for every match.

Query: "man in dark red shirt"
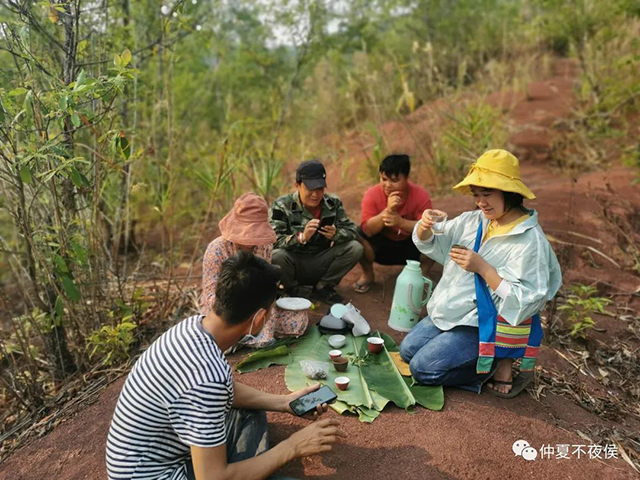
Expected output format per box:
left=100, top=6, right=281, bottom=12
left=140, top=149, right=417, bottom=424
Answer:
left=354, top=154, right=433, bottom=293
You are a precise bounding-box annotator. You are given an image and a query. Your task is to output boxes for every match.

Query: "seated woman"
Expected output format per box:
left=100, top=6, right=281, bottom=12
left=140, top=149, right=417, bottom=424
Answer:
left=400, top=149, right=562, bottom=398
left=201, top=193, right=308, bottom=348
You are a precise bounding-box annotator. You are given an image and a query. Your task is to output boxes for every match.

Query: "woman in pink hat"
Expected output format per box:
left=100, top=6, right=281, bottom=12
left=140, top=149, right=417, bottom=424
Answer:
left=201, top=193, right=308, bottom=348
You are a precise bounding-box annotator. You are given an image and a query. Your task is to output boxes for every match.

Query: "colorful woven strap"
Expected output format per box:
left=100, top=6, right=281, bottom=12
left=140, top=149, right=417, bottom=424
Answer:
left=472, top=220, right=543, bottom=373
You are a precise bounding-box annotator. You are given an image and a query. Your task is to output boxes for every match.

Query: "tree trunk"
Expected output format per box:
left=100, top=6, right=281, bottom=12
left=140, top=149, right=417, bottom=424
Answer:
left=115, top=0, right=133, bottom=258
left=44, top=325, right=77, bottom=382
left=60, top=0, right=78, bottom=215
left=46, top=0, right=80, bottom=378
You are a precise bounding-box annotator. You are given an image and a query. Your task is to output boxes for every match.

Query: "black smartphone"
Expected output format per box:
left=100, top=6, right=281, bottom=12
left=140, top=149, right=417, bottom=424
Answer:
left=289, top=385, right=338, bottom=416
left=313, top=215, right=336, bottom=238
left=451, top=244, right=468, bottom=250
left=319, top=215, right=336, bottom=228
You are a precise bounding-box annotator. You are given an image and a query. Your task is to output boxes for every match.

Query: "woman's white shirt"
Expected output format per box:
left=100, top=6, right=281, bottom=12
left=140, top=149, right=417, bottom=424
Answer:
left=412, top=209, right=562, bottom=330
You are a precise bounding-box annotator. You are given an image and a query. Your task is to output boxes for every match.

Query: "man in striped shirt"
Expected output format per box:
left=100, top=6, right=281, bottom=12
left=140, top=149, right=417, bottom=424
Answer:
left=107, top=251, right=344, bottom=479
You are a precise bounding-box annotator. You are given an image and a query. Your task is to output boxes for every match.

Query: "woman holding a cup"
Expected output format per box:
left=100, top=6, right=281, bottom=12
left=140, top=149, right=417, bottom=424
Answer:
left=399, top=150, right=561, bottom=398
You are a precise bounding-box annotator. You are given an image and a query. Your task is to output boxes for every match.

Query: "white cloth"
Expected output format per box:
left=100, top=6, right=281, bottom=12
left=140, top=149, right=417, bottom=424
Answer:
left=494, top=279, right=511, bottom=300
left=341, top=303, right=371, bottom=337
left=412, top=209, right=562, bottom=330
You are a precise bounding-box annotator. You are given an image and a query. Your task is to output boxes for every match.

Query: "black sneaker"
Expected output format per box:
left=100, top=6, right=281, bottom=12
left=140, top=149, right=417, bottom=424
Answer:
left=312, top=286, right=345, bottom=304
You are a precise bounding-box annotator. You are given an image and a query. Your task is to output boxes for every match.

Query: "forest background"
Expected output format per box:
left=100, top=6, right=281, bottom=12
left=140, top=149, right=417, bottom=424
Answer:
left=0, top=0, right=639, bottom=462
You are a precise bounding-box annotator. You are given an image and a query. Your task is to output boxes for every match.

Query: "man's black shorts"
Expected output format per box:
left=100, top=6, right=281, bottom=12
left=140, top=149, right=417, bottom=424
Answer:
left=358, top=227, right=421, bottom=266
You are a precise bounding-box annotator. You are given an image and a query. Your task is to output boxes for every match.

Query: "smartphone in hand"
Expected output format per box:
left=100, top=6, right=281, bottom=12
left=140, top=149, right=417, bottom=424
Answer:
left=313, top=215, right=336, bottom=238
left=318, top=215, right=336, bottom=229
left=289, top=385, right=338, bottom=416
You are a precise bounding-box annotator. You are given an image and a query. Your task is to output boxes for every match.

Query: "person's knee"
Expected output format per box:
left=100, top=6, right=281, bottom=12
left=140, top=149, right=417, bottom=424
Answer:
left=408, top=357, right=445, bottom=386
left=399, top=338, right=415, bottom=363
left=399, top=318, right=436, bottom=362
left=234, top=409, right=269, bottom=438
left=246, top=409, right=268, bottom=426
left=343, top=240, right=364, bottom=262
left=407, top=346, right=452, bottom=385
left=359, top=237, right=375, bottom=263
left=272, top=249, right=293, bottom=266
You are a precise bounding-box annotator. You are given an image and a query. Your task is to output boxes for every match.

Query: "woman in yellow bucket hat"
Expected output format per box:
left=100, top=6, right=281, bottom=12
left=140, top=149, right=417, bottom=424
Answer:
left=400, top=149, right=562, bottom=398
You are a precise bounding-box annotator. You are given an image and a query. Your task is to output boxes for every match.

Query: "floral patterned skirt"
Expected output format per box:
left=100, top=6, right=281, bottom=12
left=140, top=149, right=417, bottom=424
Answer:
left=244, top=306, right=309, bottom=349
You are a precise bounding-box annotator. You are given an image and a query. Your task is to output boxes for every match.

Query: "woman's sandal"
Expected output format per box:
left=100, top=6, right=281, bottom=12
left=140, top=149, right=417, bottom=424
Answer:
left=353, top=281, right=372, bottom=293
left=485, top=371, right=534, bottom=399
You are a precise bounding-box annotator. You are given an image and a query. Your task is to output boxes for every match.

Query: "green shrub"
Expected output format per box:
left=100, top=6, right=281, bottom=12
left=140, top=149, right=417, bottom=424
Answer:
left=558, top=285, right=612, bottom=339
left=432, top=101, right=507, bottom=191
left=88, top=320, right=138, bottom=366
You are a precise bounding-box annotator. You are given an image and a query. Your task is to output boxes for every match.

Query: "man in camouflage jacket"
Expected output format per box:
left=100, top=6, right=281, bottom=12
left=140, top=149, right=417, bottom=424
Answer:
left=270, top=160, right=363, bottom=304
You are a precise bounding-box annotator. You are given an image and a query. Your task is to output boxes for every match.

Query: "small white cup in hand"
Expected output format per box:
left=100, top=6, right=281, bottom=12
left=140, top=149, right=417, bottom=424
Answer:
left=420, top=210, right=435, bottom=230
left=425, top=209, right=447, bottom=235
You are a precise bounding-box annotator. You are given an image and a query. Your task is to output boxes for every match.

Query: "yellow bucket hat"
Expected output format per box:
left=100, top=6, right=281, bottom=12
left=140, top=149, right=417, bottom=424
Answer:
left=452, top=149, right=535, bottom=200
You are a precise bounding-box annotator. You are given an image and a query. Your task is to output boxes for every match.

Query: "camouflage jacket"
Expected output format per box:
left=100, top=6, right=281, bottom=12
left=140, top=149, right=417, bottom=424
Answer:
left=269, top=192, right=359, bottom=254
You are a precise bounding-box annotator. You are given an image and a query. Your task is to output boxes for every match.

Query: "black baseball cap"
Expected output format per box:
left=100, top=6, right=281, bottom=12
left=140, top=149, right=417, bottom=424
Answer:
left=295, top=159, right=327, bottom=190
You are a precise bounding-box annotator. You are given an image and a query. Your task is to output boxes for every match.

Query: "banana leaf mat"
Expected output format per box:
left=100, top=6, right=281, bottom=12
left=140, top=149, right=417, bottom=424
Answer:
left=236, top=326, right=444, bottom=422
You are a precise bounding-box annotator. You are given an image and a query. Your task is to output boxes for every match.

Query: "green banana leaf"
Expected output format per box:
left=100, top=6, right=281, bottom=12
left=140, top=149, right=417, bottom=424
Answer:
left=357, top=333, right=416, bottom=409
left=383, top=333, right=445, bottom=411
left=235, top=345, right=292, bottom=373
left=404, top=377, right=445, bottom=411
left=236, top=326, right=444, bottom=421
left=284, top=327, right=444, bottom=422
left=330, top=400, right=381, bottom=423
left=285, top=327, right=387, bottom=411
left=355, top=405, right=381, bottom=423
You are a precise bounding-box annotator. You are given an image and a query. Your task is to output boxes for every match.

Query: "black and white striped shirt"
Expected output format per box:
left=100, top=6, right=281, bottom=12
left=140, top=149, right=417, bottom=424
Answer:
left=106, top=315, right=234, bottom=479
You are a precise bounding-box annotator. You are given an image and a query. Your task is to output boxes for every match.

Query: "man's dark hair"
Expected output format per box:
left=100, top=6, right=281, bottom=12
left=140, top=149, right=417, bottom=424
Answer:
left=213, top=251, right=281, bottom=325
left=379, top=154, right=411, bottom=178
left=503, top=191, right=524, bottom=211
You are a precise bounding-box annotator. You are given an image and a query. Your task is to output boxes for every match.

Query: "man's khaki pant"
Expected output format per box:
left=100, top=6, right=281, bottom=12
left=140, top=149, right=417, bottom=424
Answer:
left=272, top=240, right=363, bottom=290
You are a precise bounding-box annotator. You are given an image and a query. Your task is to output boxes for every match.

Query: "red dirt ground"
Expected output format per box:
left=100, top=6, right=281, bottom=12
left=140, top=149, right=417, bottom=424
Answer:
left=2, top=60, right=639, bottom=480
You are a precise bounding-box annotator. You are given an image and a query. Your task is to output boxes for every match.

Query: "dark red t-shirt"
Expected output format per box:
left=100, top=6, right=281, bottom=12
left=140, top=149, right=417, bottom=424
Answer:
left=307, top=205, right=322, bottom=219
left=360, top=181, right=432, bottom=241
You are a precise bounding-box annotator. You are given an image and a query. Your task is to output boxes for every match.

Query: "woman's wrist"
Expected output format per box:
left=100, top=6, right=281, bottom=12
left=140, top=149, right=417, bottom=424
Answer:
left=477, top=261, right=492, bottom=278
left=416, top=224, right=433, bottom=241
left=478, top=262, right=503, bottom=291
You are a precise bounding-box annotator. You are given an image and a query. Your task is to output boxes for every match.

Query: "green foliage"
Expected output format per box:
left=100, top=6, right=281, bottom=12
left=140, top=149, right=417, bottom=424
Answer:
left=549, top=16, right=639, bottom=174
left=1, top=341, right=39, bottom=361
left=360, top=122, right=386, bottom=183
left=86, top=289, right=146, bottom=367
left=621, top=143, right=640, bottom=184
left=558, top=284, right=613, bottom=339
left=432, top=101, right=507, bottom=190
left=246, top=157, right=286, bottom=203
left=88, top=320, right=138, bottom=366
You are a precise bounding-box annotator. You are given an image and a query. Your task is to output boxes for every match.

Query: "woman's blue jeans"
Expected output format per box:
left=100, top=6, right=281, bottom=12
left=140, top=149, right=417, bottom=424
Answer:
left=399, top=317, right=495, bottom=393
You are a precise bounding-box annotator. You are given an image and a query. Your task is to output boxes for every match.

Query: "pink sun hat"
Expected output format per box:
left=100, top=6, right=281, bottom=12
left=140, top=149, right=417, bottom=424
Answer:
left=218, top=193, right=277, bottom=246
